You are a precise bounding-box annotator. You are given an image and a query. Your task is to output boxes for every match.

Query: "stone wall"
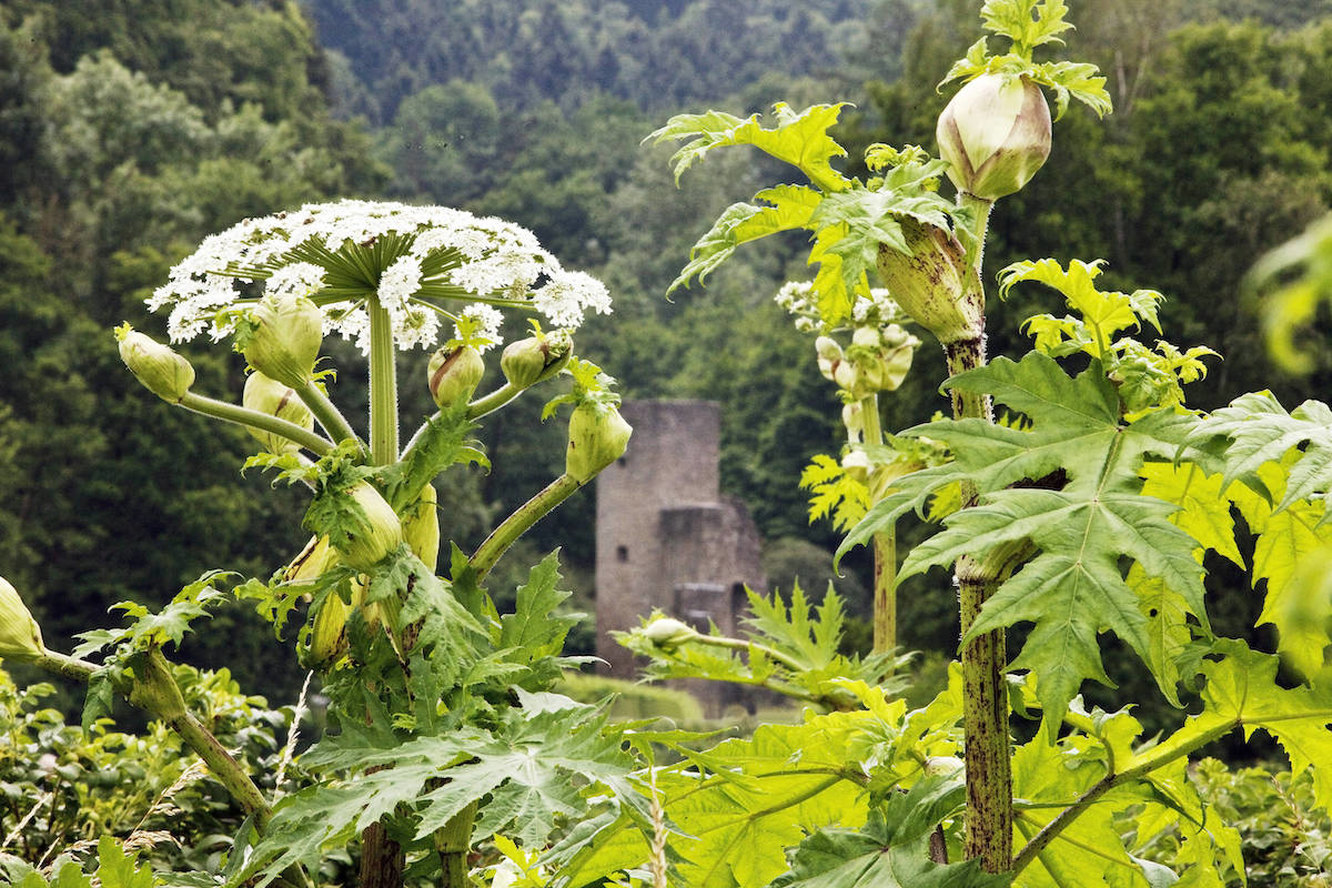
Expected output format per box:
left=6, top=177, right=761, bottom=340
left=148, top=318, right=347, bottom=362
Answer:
left=594, top=400, right=766, bottom=713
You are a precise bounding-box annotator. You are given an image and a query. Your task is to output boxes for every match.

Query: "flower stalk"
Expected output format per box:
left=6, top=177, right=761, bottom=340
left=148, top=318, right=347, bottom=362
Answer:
left=368, top=295, right=399, bottom=464
left=177, top=392, right=335, bottom=457
left=470, top=474, right=581, bottom=581
left=947, top=185, right=1010, bottom=875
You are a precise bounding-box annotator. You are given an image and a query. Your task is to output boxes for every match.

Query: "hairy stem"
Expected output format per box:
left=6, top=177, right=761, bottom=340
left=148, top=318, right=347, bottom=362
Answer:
left=949, top=190, right=1011, bottom=874
left=470, top=473, right=581, bottom=581
left=437, top=802, right=478, bottom=888
left=872, top=530, right=897, bottom=655
left=858, top=393, right=898, bottom=653
left=367, top=295, right=399, bottom=464
left=296, top=379, right=364, bottom=452
left=177, top=392, right=334, bottom=457
left=32, top=651, right=273, bottom=827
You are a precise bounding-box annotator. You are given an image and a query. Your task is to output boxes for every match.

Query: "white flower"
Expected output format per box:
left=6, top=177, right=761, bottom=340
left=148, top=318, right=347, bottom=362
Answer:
left=533, top=270, right=612, bottom=328
left=149, top=200, right=613, bottom=351
left=377, top=255, right=423, bottom=310
left=266, top=262, right=327, bottom=299
left=457, top=304, right=505, bottom=353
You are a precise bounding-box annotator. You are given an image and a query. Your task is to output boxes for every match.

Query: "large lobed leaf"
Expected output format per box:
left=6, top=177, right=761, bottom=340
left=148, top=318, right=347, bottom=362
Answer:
left=235, top=694, right=634, bottom=886
left=649, top=103, right=851, bottom=194
left=771, top=777, right=1009, bottom=888
left=1136, top=641, right=1332, bottom=813
left=840, top=352, right=1203, bottom=732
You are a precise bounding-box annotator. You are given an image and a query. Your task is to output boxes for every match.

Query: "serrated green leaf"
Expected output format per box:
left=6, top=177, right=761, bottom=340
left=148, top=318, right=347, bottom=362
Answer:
left=801, top=454, right=872, bottom=532
left=95, top=836, right=155, bottom=888
left=1228, top=464, right=1332, bottom=679
left=1012, top=726, right=1167, bottom=888
left=841, top=353, right=1203, bottom=732
left=662, top=714, right=871, bottom=888
left=1188, top=391, right=1332, bottom=514
left=1137, top=642, right=1332, bottom=812
left=380, top=402, right=484, bottom=510
left=242, top=698, right=633, bottom=886
left=670, top=186, right=822, bottom=292
left=649, top=103, right=851, bottom=193
left=496, top=552, right=581, bottom=687
left=981, top=0, right=1074, bottom=55
left=771, top=776, right=1009, bottom=888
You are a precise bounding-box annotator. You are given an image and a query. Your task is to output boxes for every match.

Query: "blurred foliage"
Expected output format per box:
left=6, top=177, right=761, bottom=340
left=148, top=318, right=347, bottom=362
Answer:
left=0, top=664, right=327, bottom=878
left=1138, top=758, right=1332, bottom=886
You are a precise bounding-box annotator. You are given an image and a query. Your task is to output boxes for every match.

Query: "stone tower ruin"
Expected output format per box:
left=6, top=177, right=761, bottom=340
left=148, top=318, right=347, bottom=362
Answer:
left=595, top=400, right=766, bottom=708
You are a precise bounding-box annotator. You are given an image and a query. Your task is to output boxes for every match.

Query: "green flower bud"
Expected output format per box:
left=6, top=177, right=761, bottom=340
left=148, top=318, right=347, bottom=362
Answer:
left=242, top=294, right=323, bottom=389
left=642, top=616, right=697, bottom=650
left=937, top=73, right=1052, bottom=200
left=501, top=331, right=572, bottom=389
left=115, top=324, right=195, bottom=403
left=875, top=219, right=979, bottom=344
left=283, top=534, right=339, bottom=584
left=0, top=576, right=47, bottom=663
left=402, top=483, right=440, bottom=572
left=242, top=371, right=314, bottom=454
left=428, top=345, right=485, bottom=408
left=566, top=401, right=632, bottom=483
left=305, top=589, right=350, bottom=670
left=334, top=481, right=405, bottom=572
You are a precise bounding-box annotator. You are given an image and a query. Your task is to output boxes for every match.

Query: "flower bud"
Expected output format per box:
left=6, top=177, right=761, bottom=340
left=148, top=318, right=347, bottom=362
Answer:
left=402, top=484, right=440, bottom=572
left=333, top=481, right=404, bottom=572
left=842, top=401, right=864, bottom=441
left=815, top=336, right=844, bottom=383
left=842, top=449, right=871, bottom=485
left=642, top=617, right=697, bottom=650
left=501, top=331, right=571, bottom=389
left=851, top=327, right=881, bottom=350
left=428, top=345, right=485, bottom=408
left=566, top=402, right=632, bottom=483
left=115, top=325, right=195, bottom=403
left=937, top=73, right=1052, bottom=200
left=875, top=220, right=979, bottom=344
left=877, top=324, right=920, bottom=392
left=305, top=590, right=350, bottom=670
left=0, top=576, right=47, bottom=662
left=243, top=371, right=314, bottom=454
left=242, top=294, right=323, bottom=389
left=283, top=534, right=339, bottom=584
left=832, top=360, right=859, bottom=392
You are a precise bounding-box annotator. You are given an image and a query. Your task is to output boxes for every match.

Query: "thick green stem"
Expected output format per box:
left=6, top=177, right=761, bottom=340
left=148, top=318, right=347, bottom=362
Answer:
left=467, top=381, right=524, bottom=421
left=177, top=392, right=334, bottom=457
left=858, top=394, right=897, bottom=654
left=367, top=296, right=399, bottom=464
left=31, top=650, right=272, bottom=828
left=948, top=189, right=1011, bottom=874
left=470, top=473, right=581, bottom=581
left=296, top=379, right=364, bottom=452
left=872, top=530, right=897, bottom=655
left=437, top=802, right=478, bottom=888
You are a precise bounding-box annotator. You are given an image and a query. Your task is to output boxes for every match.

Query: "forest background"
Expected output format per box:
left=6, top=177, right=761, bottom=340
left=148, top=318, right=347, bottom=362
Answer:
left=3, top=0, right=1332, bottom=726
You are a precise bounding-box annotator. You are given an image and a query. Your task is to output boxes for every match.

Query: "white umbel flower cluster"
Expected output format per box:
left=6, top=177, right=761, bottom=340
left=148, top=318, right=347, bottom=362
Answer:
left=775, top=280, right=907, bottom=333
left=148, top=200, right=613, bottom=350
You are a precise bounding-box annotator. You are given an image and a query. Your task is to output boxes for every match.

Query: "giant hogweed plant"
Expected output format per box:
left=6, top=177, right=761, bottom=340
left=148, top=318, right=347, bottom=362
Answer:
left=610, top=1, right=1332, bottom=886
left=0, top=201, right=650, bottom=887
